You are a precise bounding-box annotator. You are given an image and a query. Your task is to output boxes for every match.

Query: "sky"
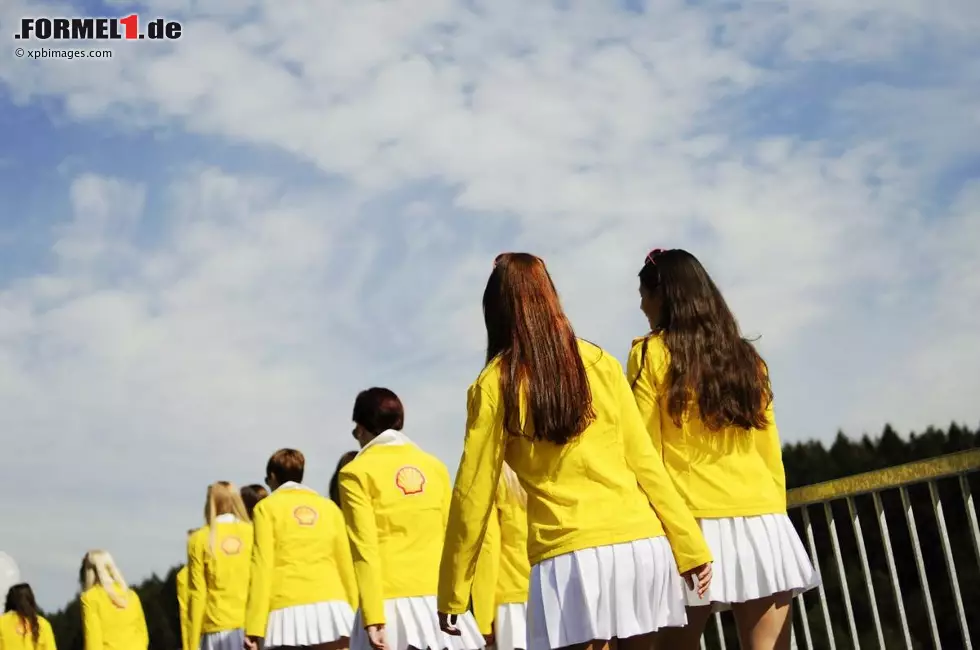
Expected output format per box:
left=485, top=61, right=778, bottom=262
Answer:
left=0, top=0, right=978, bottom=612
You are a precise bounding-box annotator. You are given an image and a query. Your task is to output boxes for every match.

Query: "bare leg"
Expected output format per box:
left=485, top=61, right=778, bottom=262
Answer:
left=731, top=592, right=792, bottom=650
left=651, top=605, right=711, bottom=650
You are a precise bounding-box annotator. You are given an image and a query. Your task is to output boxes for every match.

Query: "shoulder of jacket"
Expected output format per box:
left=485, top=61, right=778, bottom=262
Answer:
left=419, top=450, right=449, bottom=475
left=631, top=332, right=668, bottom=359
left=473, top=356, right=502, bottom=390
left=339, top=453, right=370, bottom=478
left=189, top=525, right=209, bottom=541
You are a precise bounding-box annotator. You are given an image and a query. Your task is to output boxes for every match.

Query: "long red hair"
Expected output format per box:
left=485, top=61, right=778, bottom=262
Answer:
left=482, top=253, right=595, bottom=444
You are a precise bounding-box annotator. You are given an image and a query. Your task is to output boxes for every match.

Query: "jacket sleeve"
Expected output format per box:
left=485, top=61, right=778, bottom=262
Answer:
left=41, top=617, right=57, bottom=650
left=756, top=402, right=787, bottom=510
left=244, top=502, right=275, bottom=637
left=186, top=532, right=207, bottom=650
left=176, top=568, right=190, bottom=650
left=627, top=337, right=664, bottom=455
left=340, top=469, right=385, bottom=627
left=617, top=366, right=713, bottom=574
left=80, top=592, right=102, bottom=650
left=330, top=502, right=360, bottom=611
left=470, top=500, right=501, bottom=635
left=438, top=382, right=506, bottom=615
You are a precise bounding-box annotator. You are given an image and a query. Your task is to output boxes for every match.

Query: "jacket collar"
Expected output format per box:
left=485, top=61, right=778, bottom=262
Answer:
left=357, top=429, right=414, bottom=457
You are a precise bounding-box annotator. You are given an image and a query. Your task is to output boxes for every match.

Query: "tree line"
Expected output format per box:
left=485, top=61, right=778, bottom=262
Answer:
left=43, top=422, right=980, bottom=650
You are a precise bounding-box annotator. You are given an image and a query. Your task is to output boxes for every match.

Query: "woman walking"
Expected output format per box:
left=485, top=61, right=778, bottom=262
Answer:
left=187, top=482, right=253, bottom=650
left=628, top=248, right=819, bottom=649
left=339, top=388, right=483, bottom=650
left=79, top=550, right=149, bottom=650
left=244, top=449, right=358, bottom=650
left=470, top=463, right=530, bottom=650
left=438, top=252, right=712, bottom=650
left=1, top=583, right=57, bottom=649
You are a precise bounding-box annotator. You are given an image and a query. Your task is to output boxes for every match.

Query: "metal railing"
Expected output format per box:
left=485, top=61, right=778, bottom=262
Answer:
left=700, top=448, right=980, bottom=650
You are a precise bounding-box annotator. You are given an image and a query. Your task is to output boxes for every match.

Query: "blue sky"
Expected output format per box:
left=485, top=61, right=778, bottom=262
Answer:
left=1, top=0, right=979, bottom=611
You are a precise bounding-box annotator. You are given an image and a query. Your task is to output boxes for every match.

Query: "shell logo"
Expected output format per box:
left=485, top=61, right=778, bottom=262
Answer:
left=220, top=536, right=243, bottom=555
left=14, top=620, right=26, bottom=636
left=293, top=505, right=319, bottom=526
left=395, top=465, right=426, bottom=495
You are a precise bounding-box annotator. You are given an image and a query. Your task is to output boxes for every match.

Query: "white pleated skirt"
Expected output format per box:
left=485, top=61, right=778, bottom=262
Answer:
left=265, top=600, right=355, bottom=648
left=201, top=628, right=244, bottom=650
left=494, top=603, right=527, bottom=650
left=351, top=595, right=484, bottom=650
left=685, top=514, right=821, bottom=611
left=527, top=536, right=687, bottom=650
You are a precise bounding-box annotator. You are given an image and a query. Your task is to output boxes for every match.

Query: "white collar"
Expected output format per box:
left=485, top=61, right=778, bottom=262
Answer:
left=215, top=513, right=237, bottom=523
left=275, top=481, right=316, bottom=493
left=357, top=429, right=413, bottom=457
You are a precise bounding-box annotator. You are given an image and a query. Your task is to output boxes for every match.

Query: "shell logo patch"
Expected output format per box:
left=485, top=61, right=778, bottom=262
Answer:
left=220, top=536, right=243, bottom=555
left=395, top=465, right=426, bottom=495
left=293, top=505, right=318, bottom=526
left=14, top=620, right=26, bottom=636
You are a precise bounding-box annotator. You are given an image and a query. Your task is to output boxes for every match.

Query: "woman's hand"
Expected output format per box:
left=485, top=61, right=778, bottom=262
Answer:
left=243, top=635, right=261, bottom=650
left=439, top=612, right=462, bottom=636
left=366, top=624, right=388, bottom=650
left=682, top=562, right=713, bottom=599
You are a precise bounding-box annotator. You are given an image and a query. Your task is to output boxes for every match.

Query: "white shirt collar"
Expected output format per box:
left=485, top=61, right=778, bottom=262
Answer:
left=357, top=429, right=413, bottom=457
left=214, top=513, right=237, bottom=523
left=275, top=480, right=316, bottom=493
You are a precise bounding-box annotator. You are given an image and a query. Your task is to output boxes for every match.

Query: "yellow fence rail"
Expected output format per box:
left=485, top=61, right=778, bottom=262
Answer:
left=787, top=447, right=980, bottom=508
left=702, top=448, right=980, bottom=650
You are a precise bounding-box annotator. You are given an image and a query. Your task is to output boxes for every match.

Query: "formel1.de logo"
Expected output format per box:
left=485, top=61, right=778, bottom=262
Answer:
left=14, top=15, right=182, bottom=41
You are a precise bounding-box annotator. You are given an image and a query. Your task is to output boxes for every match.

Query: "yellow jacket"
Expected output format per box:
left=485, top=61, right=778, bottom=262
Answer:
left=339, top=432, right=453, bottom=627
left=188, top=516, right=253, bottom=649
left=80, top=584, right=148, bottom=650
left=439, top=340, right=711, bottom=616
left=175, top=565, right=189, bottom=650
left=0, top=612, right=57, bottom=649
left=627, top=334, right=786, bottom=517
left=470, top=480, right=530, bottom=635
left=245, top=484, right=358, bottom=637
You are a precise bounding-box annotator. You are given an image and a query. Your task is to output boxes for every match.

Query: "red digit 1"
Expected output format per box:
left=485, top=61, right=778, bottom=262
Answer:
left=120, top=14, right=138, bottom=39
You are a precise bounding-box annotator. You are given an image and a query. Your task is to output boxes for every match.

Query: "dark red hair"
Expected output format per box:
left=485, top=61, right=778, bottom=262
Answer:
left=483, top=253, right=595, bottom=444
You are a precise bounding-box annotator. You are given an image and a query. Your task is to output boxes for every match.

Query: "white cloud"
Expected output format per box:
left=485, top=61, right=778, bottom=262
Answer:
left=0, top=0, right=978, bottom=610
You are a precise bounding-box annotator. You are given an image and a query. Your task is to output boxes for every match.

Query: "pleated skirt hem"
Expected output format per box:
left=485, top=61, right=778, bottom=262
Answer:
left=201, top=628, right=245, bottom=650
left=351, top=595, right=484, bottom=650
left=527, top=536, right=687, bottom=650
left=685, top=513, right=821, bottom=612
left=494, top=602, right=527, bottom=650
left=266, top=600, right=355, bottom=648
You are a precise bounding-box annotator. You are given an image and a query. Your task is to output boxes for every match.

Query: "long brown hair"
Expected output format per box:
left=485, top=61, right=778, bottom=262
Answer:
left=483, top=253, right=595, bottom=444
left=4, top=583, right=40, bottom=644
left=637, top=248, right=772, bottom=430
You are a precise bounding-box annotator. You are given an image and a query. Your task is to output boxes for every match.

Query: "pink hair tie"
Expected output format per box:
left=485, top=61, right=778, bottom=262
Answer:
left=645, top=248, right=666, bottom=265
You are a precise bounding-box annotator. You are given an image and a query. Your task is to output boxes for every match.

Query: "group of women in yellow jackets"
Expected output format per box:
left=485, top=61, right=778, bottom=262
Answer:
left=4, top=247, right=816, bottom=650
left=169, top=248, right=816, bottom=650
left=436, top=249, right=819, bottom=650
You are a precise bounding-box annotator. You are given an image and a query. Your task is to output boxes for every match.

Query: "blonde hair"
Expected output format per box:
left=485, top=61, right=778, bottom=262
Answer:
left=204, top=481, right=251, bottom=554
left=499, top=462, right=527, bottom=508
left=79, top=550, right=129, bottom=608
